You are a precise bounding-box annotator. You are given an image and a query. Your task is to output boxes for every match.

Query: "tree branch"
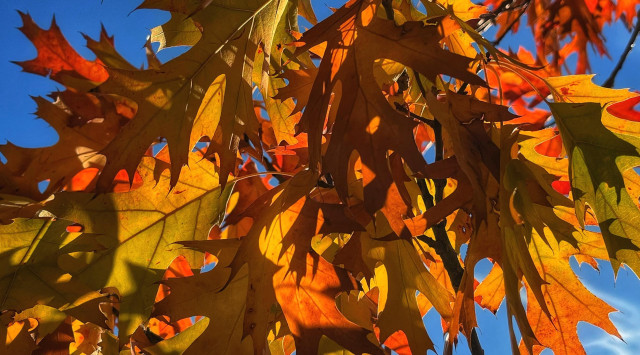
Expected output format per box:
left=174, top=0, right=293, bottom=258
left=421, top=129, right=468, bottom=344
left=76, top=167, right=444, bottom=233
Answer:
left=416, top=185, right=464, bottom=290
left=381, top=0, right=395, bottom=23
left=381, top=1, right=483, bottom=348
left=380, top=0, right=466, bottom=295
left=413, top=70, right=484, bottom=355
left=603, top=9, right=640, bottom=88
left=394, top=102, right=437, bottom=128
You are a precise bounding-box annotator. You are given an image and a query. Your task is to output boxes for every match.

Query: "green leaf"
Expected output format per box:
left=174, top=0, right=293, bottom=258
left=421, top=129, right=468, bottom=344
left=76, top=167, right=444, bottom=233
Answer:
left=0, top=218, right=107, bottom=325
left=550, top=102, right=640, bottom=274
left=44, top=154, right=233, bottom=342
left=144, top=318, right=211, bottom=355
left=150, top=13, right=202, bottom=51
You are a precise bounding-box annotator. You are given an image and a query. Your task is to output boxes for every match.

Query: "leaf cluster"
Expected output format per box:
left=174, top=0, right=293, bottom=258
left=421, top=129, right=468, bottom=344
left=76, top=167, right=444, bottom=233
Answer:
left=1, top=0, right=639, bottom=354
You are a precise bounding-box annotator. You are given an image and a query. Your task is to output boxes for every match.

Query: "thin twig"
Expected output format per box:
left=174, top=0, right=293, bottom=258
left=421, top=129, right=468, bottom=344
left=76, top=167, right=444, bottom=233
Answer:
left=492, top=2, right=529, bottom=46
left=475, top=0, right=530, bottom=34
left=234, top=170, right=294, bottom=183
left=261, top=155, right=288, bottom=184
left=603, top=9, right=640, bottom=88
left=451, top=0, right=530, bottom=96
left=413, top=70, right=460, bottom=273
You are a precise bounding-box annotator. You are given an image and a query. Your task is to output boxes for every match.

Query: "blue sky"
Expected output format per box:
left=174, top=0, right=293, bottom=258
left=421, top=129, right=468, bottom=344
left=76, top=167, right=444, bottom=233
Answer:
left=0, top=1, right=638, bottom=354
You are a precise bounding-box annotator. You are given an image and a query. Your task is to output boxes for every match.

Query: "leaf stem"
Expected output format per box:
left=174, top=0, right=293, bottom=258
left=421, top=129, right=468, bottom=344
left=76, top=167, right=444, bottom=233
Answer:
left=233, top=170, right=295, bottom=183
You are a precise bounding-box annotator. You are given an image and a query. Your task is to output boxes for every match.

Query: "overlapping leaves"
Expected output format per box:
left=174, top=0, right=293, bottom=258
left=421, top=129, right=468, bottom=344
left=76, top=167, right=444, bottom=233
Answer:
left=1, top=0, right=639, bottom=354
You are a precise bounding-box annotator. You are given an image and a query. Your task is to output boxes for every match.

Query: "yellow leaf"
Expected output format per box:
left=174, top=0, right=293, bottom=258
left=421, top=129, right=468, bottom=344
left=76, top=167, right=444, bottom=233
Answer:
left=0, top=218, right=107, bottom=326
left=144, top=318, right=210, bottom=355
left=336, top=232, right=453, bottom=354
left=150, top=13, right=202, bottom=51
left=44, top=153, right=232, bottom=342
left=96, top=0, right=283, bottom=190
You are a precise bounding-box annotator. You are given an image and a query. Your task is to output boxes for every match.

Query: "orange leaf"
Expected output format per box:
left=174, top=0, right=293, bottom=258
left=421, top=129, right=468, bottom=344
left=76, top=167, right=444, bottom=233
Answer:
left=16, top=12, right=108, bottom=85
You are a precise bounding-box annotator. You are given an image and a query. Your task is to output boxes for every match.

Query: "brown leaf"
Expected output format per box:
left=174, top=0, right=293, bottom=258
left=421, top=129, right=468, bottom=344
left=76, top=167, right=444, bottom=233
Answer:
left=288, top=0, right=485, bottom=232
left=0, top=95, right=126, bottom=200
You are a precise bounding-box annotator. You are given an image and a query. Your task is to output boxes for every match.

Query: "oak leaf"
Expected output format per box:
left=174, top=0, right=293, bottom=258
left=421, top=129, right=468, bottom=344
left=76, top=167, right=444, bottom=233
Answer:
left=152, top=257, right=249, bottom=354
left=0, top=218, right=109, bottom=327
left=207, top=171, right=382, bottom=354
left=43, top=154, right=232, bottom=342
left=288, top=0, right=485, bottom=233
left=95, top=0, right=283, bottom=191
left=0, top=96, right=125, bottom=200
left=520, top=229, right=621, bottom=355
left=335, top=232, right=454, bottom=354
left=550, top=102, right=640, bottom=274
left=15, top=12, right=108, bottom=87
